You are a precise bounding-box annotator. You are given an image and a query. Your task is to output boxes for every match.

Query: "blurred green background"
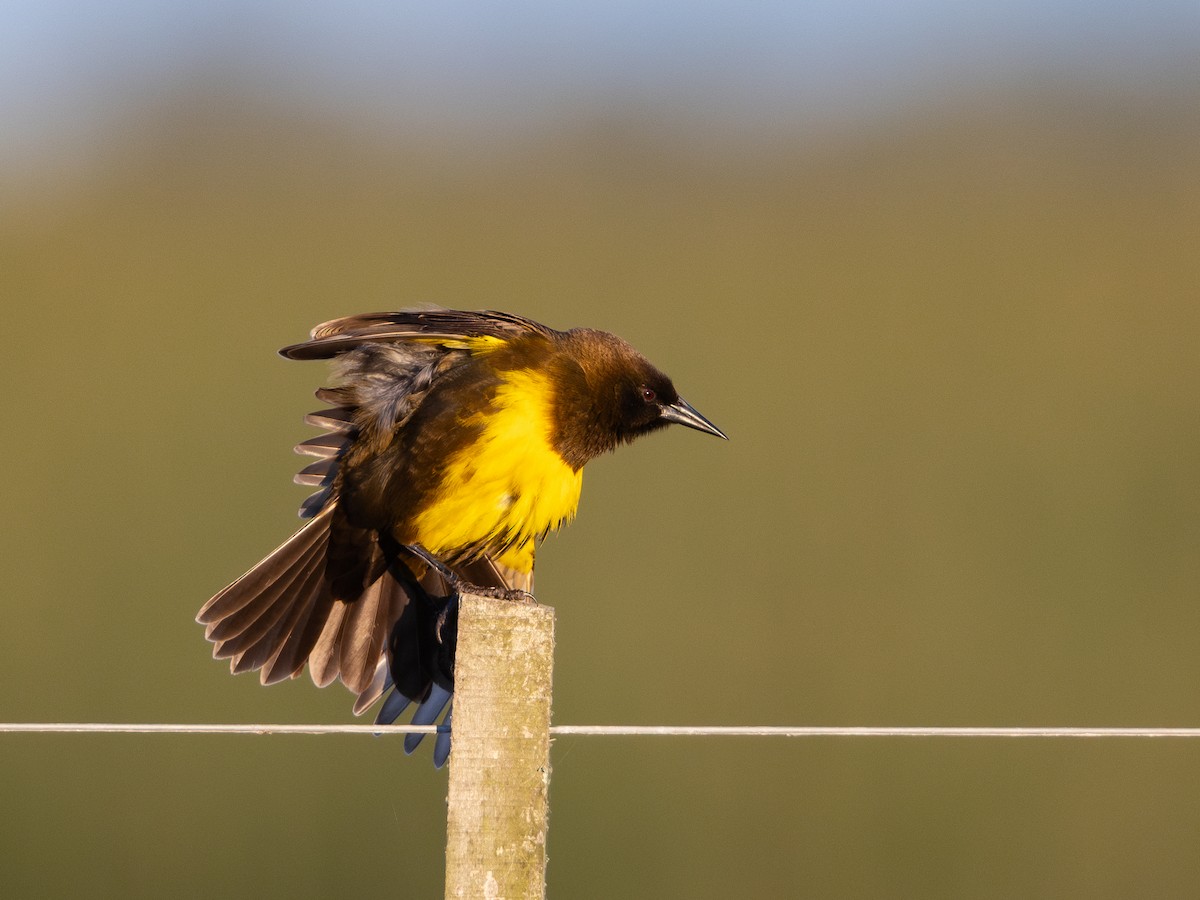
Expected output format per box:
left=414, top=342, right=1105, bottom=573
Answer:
left=3, top=3, right=1200, bottom=897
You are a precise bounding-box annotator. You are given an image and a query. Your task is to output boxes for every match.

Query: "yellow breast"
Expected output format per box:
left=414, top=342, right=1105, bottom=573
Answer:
left=411, top=367, right=583, bottom=573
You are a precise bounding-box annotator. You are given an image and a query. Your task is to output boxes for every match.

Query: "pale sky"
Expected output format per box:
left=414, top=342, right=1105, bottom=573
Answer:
left=2, top=1, right=1197, bottom=167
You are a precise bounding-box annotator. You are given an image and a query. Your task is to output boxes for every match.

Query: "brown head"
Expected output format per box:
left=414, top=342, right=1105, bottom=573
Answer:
left=548, top=327, right=726, bottom=470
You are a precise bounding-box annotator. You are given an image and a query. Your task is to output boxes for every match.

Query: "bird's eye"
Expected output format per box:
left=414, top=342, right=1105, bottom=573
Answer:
left=641, top=387, right=657, bottom=403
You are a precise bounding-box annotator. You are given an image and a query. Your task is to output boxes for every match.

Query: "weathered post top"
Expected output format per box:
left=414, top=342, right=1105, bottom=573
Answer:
left=444, top=594, right=556, bottom=900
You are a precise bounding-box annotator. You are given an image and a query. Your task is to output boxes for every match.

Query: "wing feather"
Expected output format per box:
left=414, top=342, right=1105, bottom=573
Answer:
left=201, top=307, right=553, bottom=764
left=259, top=581, right=334, bottom=684
left=306, top=600, right=349, bottom=689
left=198, top=506, right=333, bottom=626
left=230, top=549, right=329, bottom=676
left=279, top=308, right=554, bottom=360
left=294, top=458, right=336, bottom=486
left=337, top=576, right=383, bottom=693
left=207, top=535, right=325, bottom=647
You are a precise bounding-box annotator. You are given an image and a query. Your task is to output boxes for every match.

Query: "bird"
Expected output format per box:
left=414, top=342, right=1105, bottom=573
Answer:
left=197, top=308, right=726, bottom=766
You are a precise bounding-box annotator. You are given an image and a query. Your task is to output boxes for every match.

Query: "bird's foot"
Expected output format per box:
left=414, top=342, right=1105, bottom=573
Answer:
left=466, top=585, right=537, bottom=604
left=441, top=580, right=538, bottom=605
left=408, top=544, right=538, bottom=606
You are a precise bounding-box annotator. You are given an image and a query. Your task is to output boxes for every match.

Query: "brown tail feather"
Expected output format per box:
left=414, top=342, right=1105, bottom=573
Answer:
left=338, top=577, right=384, bottom=693
left=354, top=657, right=391, bottom=715
left=197, top=506, right=333, bottom=626
left=308, top=600, right=350, bottom=688
left=199, top=500, right=415, bottom=696
left=258, top=581, right=332, bottom=684
left=207, top=535, right=326, bottom=648
left=229, top=543, right=331, bottom=675
left=351, top=575, right=410, bottom=712
left=200, top=495, right=536, bottom=728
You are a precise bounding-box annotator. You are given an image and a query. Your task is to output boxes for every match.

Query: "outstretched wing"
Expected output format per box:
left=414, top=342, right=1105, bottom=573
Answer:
left=279, top=307, right=555, bottom=360
left=200, top=308, right=540, bottom=762
left=284, top=308, right=555, bottom=452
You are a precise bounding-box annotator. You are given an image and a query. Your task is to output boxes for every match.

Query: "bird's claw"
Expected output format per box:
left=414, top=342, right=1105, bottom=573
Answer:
left=407, top=543, right=537, bottom=606
left=458, top=585, right=538, bottom=604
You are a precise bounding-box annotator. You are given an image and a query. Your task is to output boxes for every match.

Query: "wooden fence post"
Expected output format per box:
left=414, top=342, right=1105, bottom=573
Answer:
left=444, top=593, right=555, bottom=899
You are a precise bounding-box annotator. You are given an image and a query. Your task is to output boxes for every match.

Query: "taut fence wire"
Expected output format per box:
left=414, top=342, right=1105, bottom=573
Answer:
left=4, top=723, right=1200, bottom=738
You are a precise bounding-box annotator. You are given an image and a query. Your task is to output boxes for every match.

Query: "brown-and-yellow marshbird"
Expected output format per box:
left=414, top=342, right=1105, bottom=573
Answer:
left=197, top=309, right=725, bottom=765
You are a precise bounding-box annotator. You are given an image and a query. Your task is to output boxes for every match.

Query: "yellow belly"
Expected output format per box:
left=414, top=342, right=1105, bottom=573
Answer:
left=411, top=368, right=583, bottom=573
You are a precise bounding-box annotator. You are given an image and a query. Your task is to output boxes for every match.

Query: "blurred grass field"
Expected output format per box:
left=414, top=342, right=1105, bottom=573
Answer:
left=2, top=82, right=1199, bottom=897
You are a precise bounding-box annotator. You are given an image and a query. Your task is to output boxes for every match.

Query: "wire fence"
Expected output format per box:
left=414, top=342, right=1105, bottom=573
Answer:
left=5, top=723, right=1200, bottom=738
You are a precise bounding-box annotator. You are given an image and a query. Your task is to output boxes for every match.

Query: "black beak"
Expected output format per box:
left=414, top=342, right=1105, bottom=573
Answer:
left=660, top=397, right=728, bottom=440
